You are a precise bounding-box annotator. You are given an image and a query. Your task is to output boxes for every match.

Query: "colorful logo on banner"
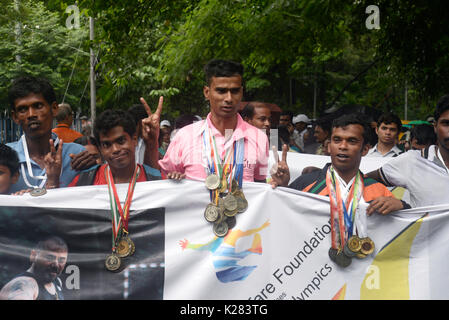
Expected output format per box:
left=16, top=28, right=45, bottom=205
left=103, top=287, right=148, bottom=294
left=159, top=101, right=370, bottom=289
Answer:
left=179, top=220, right=270, bottom=283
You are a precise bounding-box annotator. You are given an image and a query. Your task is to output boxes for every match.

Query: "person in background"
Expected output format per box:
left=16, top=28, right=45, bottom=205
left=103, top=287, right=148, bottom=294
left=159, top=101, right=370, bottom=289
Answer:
left=291, top=114, right=310, bottom=153
left=314, top=117, right=332, bottom=155
left=366, top=112, right=403, bottom=158
left=240, top=102, right=272, bottom=138
left=408, top=124, right=437, bottom=151
left=52, top=103, right=83, bottom=143
left=0, top=143, right=20, bottom=194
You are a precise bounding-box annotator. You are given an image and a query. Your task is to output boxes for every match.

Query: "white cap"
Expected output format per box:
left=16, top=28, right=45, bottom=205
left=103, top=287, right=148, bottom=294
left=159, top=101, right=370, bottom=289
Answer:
left=160, top=120, right=171, bottom=127
left=293, top=114, right=310, bottom=124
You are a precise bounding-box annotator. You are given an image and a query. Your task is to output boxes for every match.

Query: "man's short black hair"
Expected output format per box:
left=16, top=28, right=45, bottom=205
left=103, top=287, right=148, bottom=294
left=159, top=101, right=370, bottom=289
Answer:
left=204, top=59, right=244, bottom=85
left=377, top=112, right=402, bottom=132
left=8, top=76, right=57, bottom=112
left=410, top=124, right=436, bottom=146
left=332, top=113, right=371, bottom=146
left=434, top=94, right=449, bottom=122
left=93, top=109, right=136, bottom=144
left=0, top=143, right=20, bottom=176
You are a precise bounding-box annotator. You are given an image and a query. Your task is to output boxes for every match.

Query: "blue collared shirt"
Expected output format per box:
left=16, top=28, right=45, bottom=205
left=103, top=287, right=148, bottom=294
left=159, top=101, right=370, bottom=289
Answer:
left=7, top=133, right=85, bottom=193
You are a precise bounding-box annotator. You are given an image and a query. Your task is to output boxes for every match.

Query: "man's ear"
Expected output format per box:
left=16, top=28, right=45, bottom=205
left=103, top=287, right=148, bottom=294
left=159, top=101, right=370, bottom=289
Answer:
left=203, top=86, right=210, bottom=101
left=51, top=102, right=59, bottom=117
left=361, top=143, right=370, bottom=156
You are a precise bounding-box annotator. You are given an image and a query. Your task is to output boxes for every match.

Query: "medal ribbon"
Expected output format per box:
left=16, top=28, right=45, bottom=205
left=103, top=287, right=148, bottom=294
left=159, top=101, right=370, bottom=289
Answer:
left=105, top=164, right=140, bottom=250
left=326, top=166, right=364, bottom=250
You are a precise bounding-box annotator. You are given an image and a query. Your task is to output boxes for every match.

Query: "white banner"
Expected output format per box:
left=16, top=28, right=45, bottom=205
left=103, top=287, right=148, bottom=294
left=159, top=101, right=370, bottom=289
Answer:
left=1, top=178, right=448, bottom=300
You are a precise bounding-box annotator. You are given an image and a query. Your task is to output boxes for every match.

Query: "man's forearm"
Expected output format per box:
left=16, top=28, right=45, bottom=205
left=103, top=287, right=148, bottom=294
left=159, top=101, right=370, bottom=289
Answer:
left=143, top=140, right=160, bottom=170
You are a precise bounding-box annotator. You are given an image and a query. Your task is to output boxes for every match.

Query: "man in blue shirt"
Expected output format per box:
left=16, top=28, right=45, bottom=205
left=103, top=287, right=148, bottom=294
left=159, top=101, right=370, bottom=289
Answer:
left=6, top=76, right=94, bottom=193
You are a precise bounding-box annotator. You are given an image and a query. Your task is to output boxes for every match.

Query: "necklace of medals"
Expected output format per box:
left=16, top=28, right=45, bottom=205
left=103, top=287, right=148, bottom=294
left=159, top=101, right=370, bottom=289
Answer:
left=104, top=164, right=140, bottom=272
left=20, top=134, right=60, bottom=197
left=202, top=126, right=245, bottom=237
left=326, top=166, right=373, bottom=267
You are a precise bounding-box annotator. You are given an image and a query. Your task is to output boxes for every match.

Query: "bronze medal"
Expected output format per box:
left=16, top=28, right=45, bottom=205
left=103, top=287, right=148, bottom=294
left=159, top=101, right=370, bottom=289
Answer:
left=205, top=174, right=220, bottom=190
left=335, top=250, right=352, bottom=268
left=328, top=247, right=338, bottom=263
left=236, top=195, right=248, bottom=213
left=360, top=237, right=375, bottom=255
left=213, top=220, right=229, bottom=237
left=105, top=253, right=121, bottom=272
left=356, top=252, right=367, bottom=259
left=204, top=203, right=220, bottom=222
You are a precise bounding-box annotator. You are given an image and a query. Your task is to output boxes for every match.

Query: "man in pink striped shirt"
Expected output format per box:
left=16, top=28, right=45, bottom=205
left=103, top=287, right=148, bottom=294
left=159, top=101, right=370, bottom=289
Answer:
left=158, top=59, right=269, bottom=182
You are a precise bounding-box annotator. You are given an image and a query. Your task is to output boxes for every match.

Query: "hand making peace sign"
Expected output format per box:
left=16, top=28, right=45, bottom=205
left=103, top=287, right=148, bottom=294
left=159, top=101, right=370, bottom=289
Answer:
left=140, top=96, right=164, bottom=143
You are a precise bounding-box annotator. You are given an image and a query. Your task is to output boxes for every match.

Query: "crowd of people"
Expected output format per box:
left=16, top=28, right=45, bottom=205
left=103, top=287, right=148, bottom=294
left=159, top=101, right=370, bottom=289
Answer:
left=0, top=59, right=449, bottom=299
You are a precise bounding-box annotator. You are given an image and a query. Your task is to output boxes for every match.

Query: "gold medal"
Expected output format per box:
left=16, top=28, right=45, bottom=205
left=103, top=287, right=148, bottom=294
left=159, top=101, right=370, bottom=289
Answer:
left=343, top=235, right=362, bottom=257
left=105, top=253, right=121, bottom=272
left=224, top=207, right=238, bottom=217
left=360, top=237, right=375, bottom=255
left=116, top=238, right=132, bottom=258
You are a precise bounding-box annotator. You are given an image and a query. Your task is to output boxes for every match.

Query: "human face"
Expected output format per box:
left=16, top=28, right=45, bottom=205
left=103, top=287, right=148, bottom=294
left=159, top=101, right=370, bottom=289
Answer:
left=203, top=76, right=243, bottom=119
left=329, top=124, right=369, bottom=179
left=248, top=107, right=271, bottom=135
left=279, top=115, right=291, bottom=127
left=0, top=165, right=19, bottom=194
left=12, top=93, right=57, bottom=140
left=98, top=126, right=137, bottom=171
left=376, top=122, right=399, bottom=145
left=435, top=109, right=449, bottom=153
left=314, top=125, right=329, bottom=144
left=31, top=246, right=68, bottom=283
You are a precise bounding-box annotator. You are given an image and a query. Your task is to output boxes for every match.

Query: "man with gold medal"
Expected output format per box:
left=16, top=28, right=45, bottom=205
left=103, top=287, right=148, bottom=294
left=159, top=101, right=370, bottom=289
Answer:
left=271, top=113, right=411, bottom=267
left=144, top=60, right=269, bottom=237
left=67, top=109, right=161, bottom=271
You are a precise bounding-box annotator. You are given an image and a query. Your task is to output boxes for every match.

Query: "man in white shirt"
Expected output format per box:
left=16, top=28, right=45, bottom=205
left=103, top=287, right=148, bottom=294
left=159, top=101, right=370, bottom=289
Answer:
left=366, top=112, right=403, bottom=158
left=367, top=95, right=449, bottom=207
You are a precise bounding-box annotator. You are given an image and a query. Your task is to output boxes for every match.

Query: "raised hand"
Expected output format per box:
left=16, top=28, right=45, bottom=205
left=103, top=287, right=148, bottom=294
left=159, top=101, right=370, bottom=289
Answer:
left=140, top=96, right=164, bottom=143
left=270, top=144, right=290, bottom=188
left=44, top=139, right=63, bottom=188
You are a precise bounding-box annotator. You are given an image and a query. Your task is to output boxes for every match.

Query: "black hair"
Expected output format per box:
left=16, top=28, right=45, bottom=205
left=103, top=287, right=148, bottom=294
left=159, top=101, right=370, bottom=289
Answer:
left=434, top=94, right=449, bottom=122
left=240, top=103, right=256, bottom=120
left=315, top=116, right=333, bottom=136
left=0, top=143, right=20, bottom=176
left=204, top=59, right=244, bottom=85
left=35, top=236, right=68, bottom=253
left=410, top=124, right=436, bottom=146
left=377, top=112, right=402, bottom=132
left=127, top=104, right=148, bottom=126
left=8, top=76, right=57, bottom=112
left=332, top=113, right=371, bottom=146
left=280, top=111, right=294, bottom=122
left=174, top=114, right=199, bottom=130
left=93, top=109, right=136, bottom=143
